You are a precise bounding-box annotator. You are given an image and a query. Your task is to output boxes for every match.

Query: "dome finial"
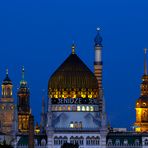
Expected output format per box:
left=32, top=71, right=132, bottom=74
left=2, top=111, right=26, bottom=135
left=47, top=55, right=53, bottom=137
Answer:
left=6, top=68, right=8, bottom=76
left=97, top=27, right=100, bottom=31
left=20, top=66, right=27, bottom=85
left=144, top=48, right=147, bottom=75
left=94, top=27, right=103, bottom=47
left=22, top=66, right=25, bottom=80
left=72, top=41, right=75, bottom=54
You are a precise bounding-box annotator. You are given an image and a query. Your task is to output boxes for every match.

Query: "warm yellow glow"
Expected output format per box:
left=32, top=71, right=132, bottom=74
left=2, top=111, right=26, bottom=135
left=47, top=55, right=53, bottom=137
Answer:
left=77, top=106, right=81, bottom=111
left=70, top=122, right=74, bottom=128
left=68, top=106, right=71, bottom=111
left=135, top=128, right=141, bottom=132
left=35, top=128, right=40, bottom=134
left=82, top=106, right=85, bottom=111
left=86, top=106, right=89, bottom=111
left=90, top=106, right=94, bottom=111
left=88, top=94, right=92, bottom=98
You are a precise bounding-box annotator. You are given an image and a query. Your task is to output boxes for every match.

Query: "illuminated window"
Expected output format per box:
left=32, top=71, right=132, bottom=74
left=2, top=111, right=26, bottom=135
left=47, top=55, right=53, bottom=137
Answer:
left=81, top=94, right=86, bottom=98
left=68, top=106, right=71, bottom=111
left=77, top=106, right=81, bottom=111
left=82, top=106, right=85, bottom=111
left=58, top=106, right=62, bottom=111
left=88, top=94, right=92, bottom=98
left=1, top=105, right=5, bottom=110
left=54, top=95, right=58, bottom=98
left=70, top=122, right=74, bottom=128
left=90, top=106, right=94, bottom=111
left=86, top=106, right=89, bottom=111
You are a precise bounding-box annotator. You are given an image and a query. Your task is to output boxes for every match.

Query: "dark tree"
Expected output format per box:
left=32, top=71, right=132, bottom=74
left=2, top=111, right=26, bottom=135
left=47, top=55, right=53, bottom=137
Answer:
left=0, top=140, right=13, bottom=148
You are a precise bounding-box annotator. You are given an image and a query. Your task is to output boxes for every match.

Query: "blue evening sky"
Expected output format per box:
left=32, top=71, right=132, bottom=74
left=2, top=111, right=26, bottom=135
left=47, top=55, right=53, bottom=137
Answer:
left=0, top=0, right=148, bottom=128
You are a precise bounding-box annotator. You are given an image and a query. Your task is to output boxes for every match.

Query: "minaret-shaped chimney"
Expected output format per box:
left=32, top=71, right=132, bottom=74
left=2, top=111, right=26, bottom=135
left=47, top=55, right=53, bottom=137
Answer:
left=40, top=91, right=46, bottom=133
left=94, top=28, right=103, bottom=113
left=28, top=114, right=34, bottom=148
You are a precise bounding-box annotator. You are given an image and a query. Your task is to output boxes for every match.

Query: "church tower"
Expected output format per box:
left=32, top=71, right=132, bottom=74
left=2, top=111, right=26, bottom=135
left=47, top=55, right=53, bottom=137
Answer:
left=0, top=69, right=15, bottom=134
left=17, top=67, right=31, bottom=133
left=134, top=48, right=148, bottom=132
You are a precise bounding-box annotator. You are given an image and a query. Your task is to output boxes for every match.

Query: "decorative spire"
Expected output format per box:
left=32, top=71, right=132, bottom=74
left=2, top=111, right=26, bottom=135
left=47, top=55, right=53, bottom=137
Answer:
left=22, top=66, right=25, bottom=80
left=20, top=66, right=27, bottom=85
left=6, top=68, right=8, bottom=76
left=72, top=42, right=75, bottom=54
left=94, top=27, right=103, bottom=46
left=144, top=48, right=147, bottom=75
left=42, top=89, right=45, bottom=114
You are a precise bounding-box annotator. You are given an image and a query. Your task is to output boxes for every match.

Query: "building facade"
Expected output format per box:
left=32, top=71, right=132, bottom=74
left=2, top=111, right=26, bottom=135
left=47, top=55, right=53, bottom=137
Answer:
left=11, top=30, right=148, bottom=148
left=46, top=30, right=107, bottom=148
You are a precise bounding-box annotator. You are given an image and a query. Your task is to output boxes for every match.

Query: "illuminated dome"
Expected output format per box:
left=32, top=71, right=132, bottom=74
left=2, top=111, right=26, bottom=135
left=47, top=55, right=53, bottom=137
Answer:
left=48, top=47, right=99, bottom=99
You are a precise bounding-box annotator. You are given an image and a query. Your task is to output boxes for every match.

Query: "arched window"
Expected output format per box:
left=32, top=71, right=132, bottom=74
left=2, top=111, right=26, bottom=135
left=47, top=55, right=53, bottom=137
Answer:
left=75, top=136, right=79, bottom=145
left=91, top=136, right=95, bottom=145
left=70, top=136, right=74, bottom=144
left=41, top=139, right=46, bottom=146
left=70, top=121, right=74, bottom=128
left=79, top=136, right=84, bottom=145
left=79, top=121, right=83, bottom=128
left=63, top=136, right=68, bottom=144
left=34, top=139, right=38, bottom=146
left=115, top=139, right=120, bottom=146
left=86, top=136, right=91, bottom=145
left=82, top=106, right=85, bottom=111
left=74, top=122, right=78, bottom=128
left=145, top=139, right=148, bottom=146
left=135, top=139, right=139, bottom=146
left=107, top=139, right=112, bottom=146
left=59, top=136, right=63, bottom=145
left=123, top=139, right=128, bottom=145
left=96, top=136, right=100, bottom=145
left=54, top=136, right=58, bottom=145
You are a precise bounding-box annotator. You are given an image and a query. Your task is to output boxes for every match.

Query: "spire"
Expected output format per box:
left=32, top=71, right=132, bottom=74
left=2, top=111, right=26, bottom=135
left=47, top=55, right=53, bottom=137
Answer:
left=40, top=89, right=46, bottom=133
left=94, top=27, right=103, bottom=47
left=144, top=48, right=147, bottom=75
left=42, top=90, right=45, bottom=114
left=72, top=42, right=75, bottom=54
left=22, top=66, right=25, bottom=80
left=20, top=66, right=27, bottom=85
left=6, top=68, right=8, bottom=76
